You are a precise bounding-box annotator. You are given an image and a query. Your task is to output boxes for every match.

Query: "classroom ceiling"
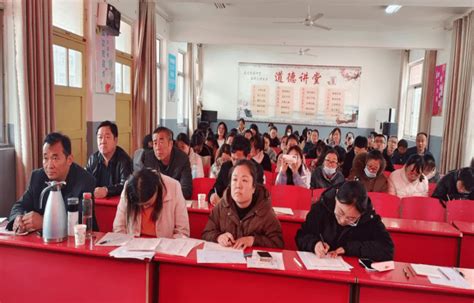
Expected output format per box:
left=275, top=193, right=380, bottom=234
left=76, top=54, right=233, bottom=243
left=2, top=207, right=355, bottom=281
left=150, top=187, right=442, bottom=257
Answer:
left=157, top=0, right=474, bottom=48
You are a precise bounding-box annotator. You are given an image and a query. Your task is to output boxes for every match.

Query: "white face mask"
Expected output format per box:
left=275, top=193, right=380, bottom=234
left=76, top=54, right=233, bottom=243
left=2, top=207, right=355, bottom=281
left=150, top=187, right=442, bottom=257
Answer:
left=323, top=166, right=337, bottom=176
left=364, top=166, right=377, bottom=179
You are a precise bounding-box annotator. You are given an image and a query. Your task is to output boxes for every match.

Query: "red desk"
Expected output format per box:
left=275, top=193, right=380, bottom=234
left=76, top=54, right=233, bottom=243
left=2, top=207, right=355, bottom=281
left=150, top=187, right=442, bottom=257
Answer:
left=350, top=259, right=474, bottom=303
left=382, top=218, right=462, bottom=267
left=95, top=196, right=120, bottom=232
left=154, top=246, right=356, bottom=303
left=186, top=201, right=212, bottom=239
left=277, top=210, right=308, bottom=250
left=0, top=232, right=154, bottom=302
left=453, top=221, right=474, bottom=268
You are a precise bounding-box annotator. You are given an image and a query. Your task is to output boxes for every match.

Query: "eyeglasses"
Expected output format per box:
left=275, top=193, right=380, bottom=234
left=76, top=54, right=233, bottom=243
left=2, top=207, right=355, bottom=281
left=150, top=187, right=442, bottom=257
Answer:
left=334, top=202, right=361, bottom=227
left=324, top=159, right=338, bottom=165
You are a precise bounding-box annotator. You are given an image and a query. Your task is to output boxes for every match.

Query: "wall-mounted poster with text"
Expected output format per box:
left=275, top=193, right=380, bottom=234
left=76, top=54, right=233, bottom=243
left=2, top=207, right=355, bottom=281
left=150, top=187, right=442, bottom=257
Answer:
left=95, top=30, right=115, bottom=94
left=168, top=54, right=177, bottom=102
left=237, top=62, right=362, bottom=127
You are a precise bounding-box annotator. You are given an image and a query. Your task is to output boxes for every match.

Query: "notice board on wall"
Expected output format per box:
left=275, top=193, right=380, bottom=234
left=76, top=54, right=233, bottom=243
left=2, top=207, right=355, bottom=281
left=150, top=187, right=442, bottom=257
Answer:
left=237, top=62, right=362, bottom=127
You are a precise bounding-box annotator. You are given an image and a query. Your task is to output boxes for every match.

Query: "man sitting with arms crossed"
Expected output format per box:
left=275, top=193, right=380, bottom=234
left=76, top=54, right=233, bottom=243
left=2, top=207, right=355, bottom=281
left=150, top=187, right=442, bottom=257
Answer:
left=139, top=127, right=193, bottom=199
left=7, top=133, right=97, bottom=232
left=86, top=121, right=133, bottom=198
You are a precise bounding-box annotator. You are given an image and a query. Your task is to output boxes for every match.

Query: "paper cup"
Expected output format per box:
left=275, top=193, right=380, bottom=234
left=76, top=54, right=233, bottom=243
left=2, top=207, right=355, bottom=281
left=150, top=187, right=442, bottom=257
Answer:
left=197, top=193, right=207, bottom=208
left=74, top=224, right=87, bottom=246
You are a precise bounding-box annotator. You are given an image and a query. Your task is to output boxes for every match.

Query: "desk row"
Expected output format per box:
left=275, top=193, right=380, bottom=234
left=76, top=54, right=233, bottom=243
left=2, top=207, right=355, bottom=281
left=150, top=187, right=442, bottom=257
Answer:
left=0, top=232, right=473, bottom=303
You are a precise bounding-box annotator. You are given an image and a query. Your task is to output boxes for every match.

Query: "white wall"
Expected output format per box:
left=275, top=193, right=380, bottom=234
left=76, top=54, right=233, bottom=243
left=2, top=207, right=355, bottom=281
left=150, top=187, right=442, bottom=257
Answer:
left=162, top=41, right=187, bottom=120
left=202, top=45, right=402, bottom=129
left=430, top=31, right=452, bottom=137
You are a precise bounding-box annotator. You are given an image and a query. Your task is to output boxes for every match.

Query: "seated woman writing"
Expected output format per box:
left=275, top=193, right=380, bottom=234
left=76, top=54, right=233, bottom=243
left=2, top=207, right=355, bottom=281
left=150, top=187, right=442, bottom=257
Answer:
left=113, top=168, right=190, bottom=238
left=202, top=159, right=283, bottom=249
left=296, top=181, right=394, bottom=261
left=275, top=145, right=311, bottom=188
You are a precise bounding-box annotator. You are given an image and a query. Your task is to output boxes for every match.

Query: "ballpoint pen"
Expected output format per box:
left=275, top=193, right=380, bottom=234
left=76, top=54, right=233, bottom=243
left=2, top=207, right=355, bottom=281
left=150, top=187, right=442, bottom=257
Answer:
left=403, top=267, right=410, bottom=280
left=320, top=233, right=328, bottom=254
left=293, top=257, right=303, bottom=269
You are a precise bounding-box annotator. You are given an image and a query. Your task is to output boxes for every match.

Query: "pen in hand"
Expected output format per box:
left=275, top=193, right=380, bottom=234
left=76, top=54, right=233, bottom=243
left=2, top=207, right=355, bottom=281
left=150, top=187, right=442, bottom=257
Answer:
left=320, top=233, right=329, bottom=255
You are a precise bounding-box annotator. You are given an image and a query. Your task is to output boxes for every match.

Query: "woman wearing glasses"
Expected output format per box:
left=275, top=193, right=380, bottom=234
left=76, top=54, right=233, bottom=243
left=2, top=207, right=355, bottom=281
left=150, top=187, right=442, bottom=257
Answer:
left=296, top=181, right=394, bottom=261
left=113, top=168, right=190, bottom=238
left=310, top=149, right=345, bottom=189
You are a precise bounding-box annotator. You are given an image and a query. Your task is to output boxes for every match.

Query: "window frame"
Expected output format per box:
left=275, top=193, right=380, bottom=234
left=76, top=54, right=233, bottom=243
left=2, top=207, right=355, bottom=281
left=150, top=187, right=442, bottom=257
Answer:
left=403, top=59, right=424, bottom=140
left=177, top=51, right=185, bottom=125
left=0, top=9, right=6, bottom=145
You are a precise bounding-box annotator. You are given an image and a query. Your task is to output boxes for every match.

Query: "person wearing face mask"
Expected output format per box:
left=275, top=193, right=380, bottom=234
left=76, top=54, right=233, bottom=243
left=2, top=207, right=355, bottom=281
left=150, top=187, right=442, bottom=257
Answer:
left=284, top=124, right=293, bottom=137
left=388, top=155, right=428, bottom=198
left=348, top=150, right=388, bottom=193
left=202, top=159, right=283, bottom=249
left=296, top=181, right=394, bottom=261
left=310, top=149, right=345, bottom=189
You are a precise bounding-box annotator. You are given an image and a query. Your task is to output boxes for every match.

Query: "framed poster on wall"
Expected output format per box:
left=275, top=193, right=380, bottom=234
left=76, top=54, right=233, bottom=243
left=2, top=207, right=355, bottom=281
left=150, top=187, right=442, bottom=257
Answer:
left=237, top=62, right=362, bottom=127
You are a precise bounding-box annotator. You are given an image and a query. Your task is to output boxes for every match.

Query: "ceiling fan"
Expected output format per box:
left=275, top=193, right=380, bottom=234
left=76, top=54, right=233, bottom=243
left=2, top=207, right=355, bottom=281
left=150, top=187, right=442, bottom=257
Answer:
left=273, top=5, right=331, bottom=31
left=281, top=48, right=318, bottom=57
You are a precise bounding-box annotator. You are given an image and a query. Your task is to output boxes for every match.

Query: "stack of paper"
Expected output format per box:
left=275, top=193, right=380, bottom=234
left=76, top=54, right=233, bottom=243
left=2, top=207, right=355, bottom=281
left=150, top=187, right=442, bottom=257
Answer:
left=155, top=238, right=203, bottom=257
left=272, top=207, right=294, bottom=215
left=96, top=232, right=133, bottom=246
left=246, top=251, right=285, bottom=270
left=109, top=238, right=160, bottom=260
left=411, top=264, right=470, bottom=289
left=297, top=251, right=353, bottom=271
left=196, top=241, right=246, bottom=264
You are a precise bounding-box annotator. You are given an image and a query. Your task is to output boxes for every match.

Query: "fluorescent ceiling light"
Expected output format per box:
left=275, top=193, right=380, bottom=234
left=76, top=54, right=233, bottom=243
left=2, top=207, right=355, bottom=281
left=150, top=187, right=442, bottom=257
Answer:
left=385, top=5, right=402, bottom=14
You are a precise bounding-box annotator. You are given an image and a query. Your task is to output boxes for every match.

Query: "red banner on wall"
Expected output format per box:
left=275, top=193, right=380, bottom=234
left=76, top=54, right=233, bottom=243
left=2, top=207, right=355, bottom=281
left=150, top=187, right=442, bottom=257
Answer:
left=432, top=64, right=446, bottom=116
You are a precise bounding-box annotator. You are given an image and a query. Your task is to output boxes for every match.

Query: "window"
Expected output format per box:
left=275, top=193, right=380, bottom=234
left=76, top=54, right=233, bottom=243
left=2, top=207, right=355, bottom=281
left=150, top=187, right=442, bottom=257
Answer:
left=177, top=51, right=185, bottom=125
left=115, top=62, right=131, bottom=94
left=53, top=44, right=83, bottom=88
left=403, top=60, right=423, bottom=139
left=52, top=0, right=83, bottom=36
left=0, top=10, right=5, bottom=144
left=156, top=39, right=161, bottom=110
left=116, top=21, right=132, bottom=55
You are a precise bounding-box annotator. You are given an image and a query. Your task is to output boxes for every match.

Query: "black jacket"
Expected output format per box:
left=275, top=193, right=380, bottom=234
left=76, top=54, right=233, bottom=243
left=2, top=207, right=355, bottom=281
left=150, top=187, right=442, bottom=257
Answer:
left=310, top=166, right=345, bottom=189
left=432, top=169, right=474, bottom=201
left=7, top=163, right=98, bottom=231
left=296, top=187, right=394, bottom=261
left=391, top=149, right=409, bottom=165
left=209, top=159, right=264, bottom=200
left=382, top=149, right=395, bottom=172
left=86, top=146, right=132, bottom=197
left=141, top=147, right=193, bottom=199
left=342, top=149, right=355, bottom=178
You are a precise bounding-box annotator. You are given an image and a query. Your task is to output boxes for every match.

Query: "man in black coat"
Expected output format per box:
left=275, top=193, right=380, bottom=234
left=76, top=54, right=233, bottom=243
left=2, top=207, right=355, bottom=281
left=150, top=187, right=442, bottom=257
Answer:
left=8, top=133, right=97, bottom=232
left=296, top=181, right=394, bottom=261
left=139, top=127, right=193, bottom=199
left=86, top=121, right=132, bottom=198
left=432, top=167, right=474, bottom=201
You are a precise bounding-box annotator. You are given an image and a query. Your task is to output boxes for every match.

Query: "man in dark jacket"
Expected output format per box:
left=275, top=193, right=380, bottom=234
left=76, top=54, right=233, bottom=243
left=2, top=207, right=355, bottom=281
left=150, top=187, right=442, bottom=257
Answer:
left=8, top=133, right=97, bottom=232
left=140, top=127, right=193, bottom=199
left=86, top=121, right=132, bottom=198
left=209, top=135, right=264, bottom=205
left=296, top=181, right=394, bottom=261
left=432, top=167, right=473, bottom=201
left=373, top=134, right=394, bottom=172
left=405, top=132, right=433, bottom=160
left=342, top=136, right=368, bottom=177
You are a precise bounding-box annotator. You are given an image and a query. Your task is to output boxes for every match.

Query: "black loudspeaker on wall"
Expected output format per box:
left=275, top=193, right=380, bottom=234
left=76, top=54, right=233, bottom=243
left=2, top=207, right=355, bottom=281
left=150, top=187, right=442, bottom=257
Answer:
left=382, top=122, right=398, bottom=137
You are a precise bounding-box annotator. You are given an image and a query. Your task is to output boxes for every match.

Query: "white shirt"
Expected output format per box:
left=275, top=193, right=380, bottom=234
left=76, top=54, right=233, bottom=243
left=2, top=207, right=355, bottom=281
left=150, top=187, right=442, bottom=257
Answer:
left=189, top=149, right=204, bottom=178
left=388, top=168, right=428, bottom=198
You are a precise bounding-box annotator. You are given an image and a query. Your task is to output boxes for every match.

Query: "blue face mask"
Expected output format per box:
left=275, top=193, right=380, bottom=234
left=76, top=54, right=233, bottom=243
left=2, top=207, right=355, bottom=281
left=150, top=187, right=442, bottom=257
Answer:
left=364, top=166, right=377, bottom=179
